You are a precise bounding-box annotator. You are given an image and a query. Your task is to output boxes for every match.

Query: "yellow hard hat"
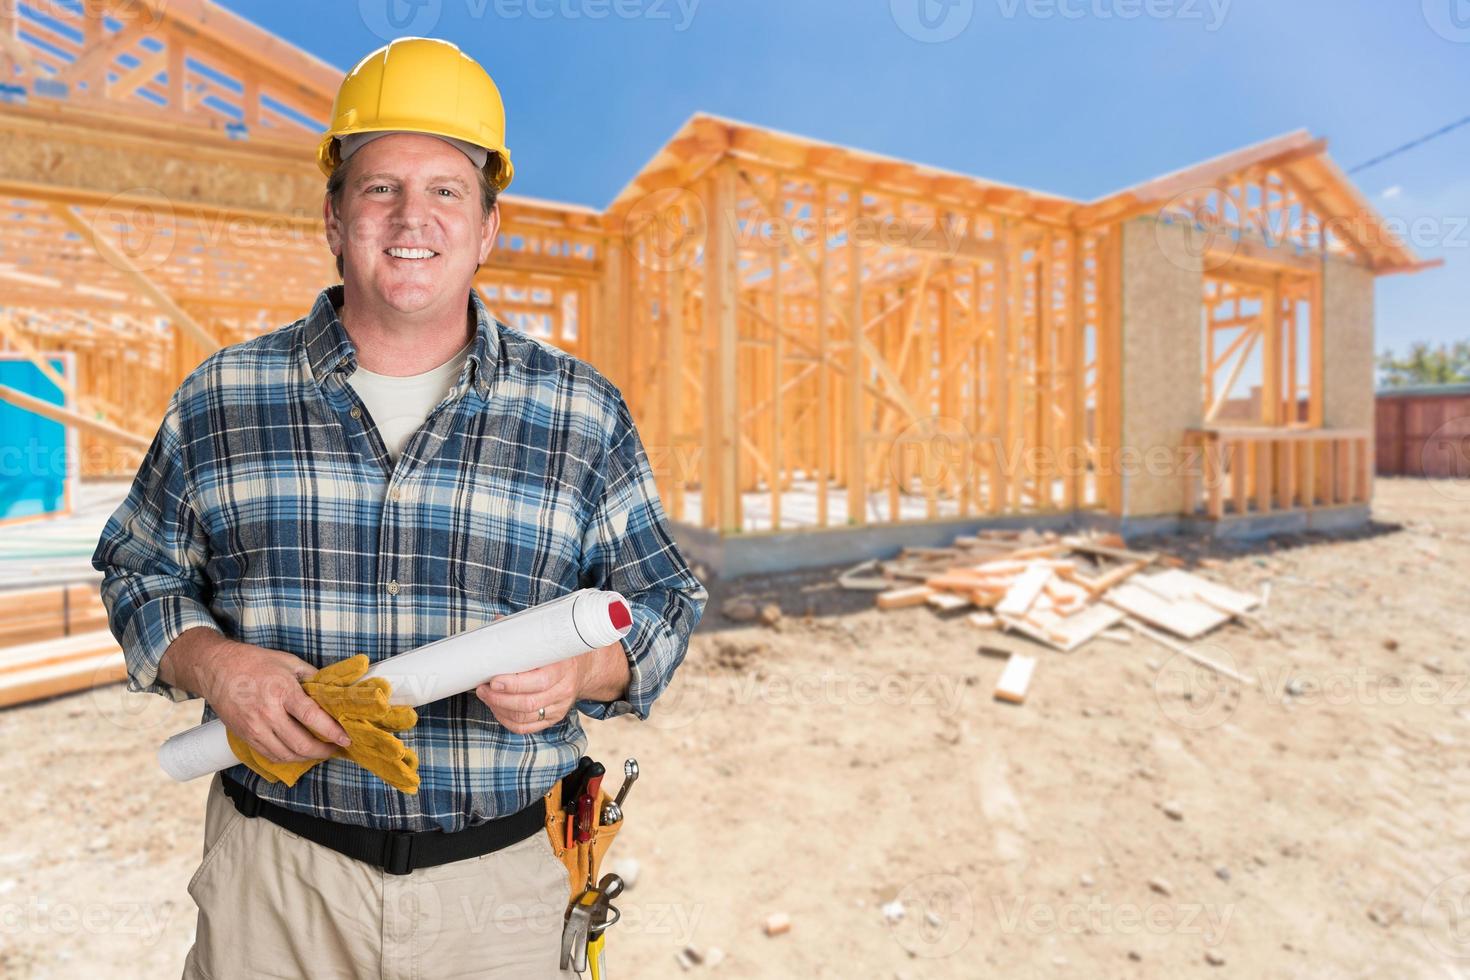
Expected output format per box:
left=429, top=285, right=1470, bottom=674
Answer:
left=317, top=37, right=514, bottom=192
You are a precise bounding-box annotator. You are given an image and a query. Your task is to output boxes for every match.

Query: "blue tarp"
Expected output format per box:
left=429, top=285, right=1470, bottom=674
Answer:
left=0, top=359, right=68, bottom=521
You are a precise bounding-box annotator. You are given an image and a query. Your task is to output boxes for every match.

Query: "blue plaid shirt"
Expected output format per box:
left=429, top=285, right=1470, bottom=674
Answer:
left=92, top=285, right=707, bottom=832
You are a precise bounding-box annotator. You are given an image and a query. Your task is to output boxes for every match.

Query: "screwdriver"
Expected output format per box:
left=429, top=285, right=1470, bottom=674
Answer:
left=564, top=756, right=594, bottom=849
left=576, top=762, right=605, bottom=843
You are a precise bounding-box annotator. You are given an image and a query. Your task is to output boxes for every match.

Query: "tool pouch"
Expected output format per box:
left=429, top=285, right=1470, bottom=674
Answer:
left=542, top=775, right=623, bottom=897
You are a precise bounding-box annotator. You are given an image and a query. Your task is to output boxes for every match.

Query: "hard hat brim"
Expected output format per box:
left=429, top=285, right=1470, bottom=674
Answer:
left=317, top=126, right=513, bottom=192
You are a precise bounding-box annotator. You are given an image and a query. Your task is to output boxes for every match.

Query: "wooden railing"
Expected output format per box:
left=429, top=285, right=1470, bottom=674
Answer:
left=1182, top=428, right=1372, bottom=520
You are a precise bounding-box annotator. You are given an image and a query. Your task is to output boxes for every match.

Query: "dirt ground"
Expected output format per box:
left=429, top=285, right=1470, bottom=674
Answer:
left=2, top=476, right=1468, bottom=979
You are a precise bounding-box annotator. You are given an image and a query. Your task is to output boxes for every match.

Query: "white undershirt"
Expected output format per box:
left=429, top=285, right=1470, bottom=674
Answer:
left=347, top=341, right=471, bottom=463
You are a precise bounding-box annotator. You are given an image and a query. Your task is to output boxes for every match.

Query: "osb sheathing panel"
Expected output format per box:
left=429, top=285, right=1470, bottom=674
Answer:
left=1323, top=259, right=1375, bottom=431
left=0, top=116, right=323, bottom=215
left=1120, top=219, right=1203, bottom=516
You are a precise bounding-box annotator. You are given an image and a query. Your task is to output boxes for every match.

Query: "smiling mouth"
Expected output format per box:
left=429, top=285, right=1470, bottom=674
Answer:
left=385, top=246, right=439, bottom=260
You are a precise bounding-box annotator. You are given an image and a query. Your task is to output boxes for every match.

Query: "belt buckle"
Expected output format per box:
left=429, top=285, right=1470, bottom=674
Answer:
left=383, top=830, right=415, bottom=876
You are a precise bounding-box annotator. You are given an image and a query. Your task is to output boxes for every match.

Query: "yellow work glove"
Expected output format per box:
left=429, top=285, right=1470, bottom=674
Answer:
left=226, top=654, right=421, bottom=794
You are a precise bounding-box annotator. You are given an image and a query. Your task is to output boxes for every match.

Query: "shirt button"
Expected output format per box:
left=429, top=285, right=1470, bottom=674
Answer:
left=350, top=406, right=362, bottom=420
left=386, top=579, right=400, bottom=596
left=389, top=486, right=403, bottom=502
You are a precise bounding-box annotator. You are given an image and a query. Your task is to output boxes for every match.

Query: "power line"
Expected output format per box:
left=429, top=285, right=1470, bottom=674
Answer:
left=1348, top=113, right=1470, bottom=175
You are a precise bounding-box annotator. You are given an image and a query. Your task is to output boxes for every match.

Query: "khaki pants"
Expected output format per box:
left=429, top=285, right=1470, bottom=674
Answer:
left=182, top=774, right=578, bottom=979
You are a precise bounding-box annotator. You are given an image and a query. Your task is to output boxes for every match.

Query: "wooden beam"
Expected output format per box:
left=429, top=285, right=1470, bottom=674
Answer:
left=1309, top=258, right=1325, bottom=428
left=815, top=179, right=831, bottom=527
left=49, top=203, right=221, bottom=353
left=847, top=187, right=866, bottom=526
left=1205, top=328, right=1260, bottom=423
left=769, top=235, right=783, bottom=527
left=737, top=169, right=925, bottom=426
left=1260, top=273, right=1281, bottom=426
left=112, top=47, right=169, bottom=100
left=54, top=18, right=152, bottom=89
left=713, top=163, right=739, bottom=532
left=991, top=220, right=1011, bottom=511
left=1206, top=235, right=1320, bottom=275
left=0, top=314, right=75, bottom=400
left=0, top=384, right=151, bottom=449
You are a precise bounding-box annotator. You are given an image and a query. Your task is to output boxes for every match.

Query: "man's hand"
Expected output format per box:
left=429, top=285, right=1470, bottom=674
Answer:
left=162, top=628, right=352, bottom=764
left=476, top=637, right=630, bottom=735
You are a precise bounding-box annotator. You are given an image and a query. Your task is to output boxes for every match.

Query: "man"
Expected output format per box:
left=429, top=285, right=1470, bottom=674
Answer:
left=92, top=37, right=706, bottom=979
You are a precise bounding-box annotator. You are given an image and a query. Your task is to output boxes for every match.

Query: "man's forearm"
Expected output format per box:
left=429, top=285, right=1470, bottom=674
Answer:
left=578, top=640, right=631, bottom=702
left=157, top=626, right=232, bottom=700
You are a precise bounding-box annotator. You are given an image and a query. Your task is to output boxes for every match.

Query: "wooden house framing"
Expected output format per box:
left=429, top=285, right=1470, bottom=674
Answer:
left=0, top=1, right=1437, bottom=571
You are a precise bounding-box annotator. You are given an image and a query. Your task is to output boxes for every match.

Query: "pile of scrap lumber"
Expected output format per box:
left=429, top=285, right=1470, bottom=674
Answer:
left=842, top=529, right=1264, bottom=702
left=0, top=579, right=124, bottom=708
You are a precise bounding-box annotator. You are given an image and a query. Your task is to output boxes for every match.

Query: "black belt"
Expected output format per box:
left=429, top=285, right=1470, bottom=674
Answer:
left=220, top=773, right=546, bottom=876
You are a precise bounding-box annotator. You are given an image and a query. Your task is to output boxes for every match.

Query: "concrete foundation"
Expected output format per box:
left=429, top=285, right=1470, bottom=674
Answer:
left=672, top=504, right=1373, bottom=579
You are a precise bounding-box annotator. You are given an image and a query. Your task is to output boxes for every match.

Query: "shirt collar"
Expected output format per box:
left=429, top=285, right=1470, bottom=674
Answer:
left=303, top=285, right=498, bottom=398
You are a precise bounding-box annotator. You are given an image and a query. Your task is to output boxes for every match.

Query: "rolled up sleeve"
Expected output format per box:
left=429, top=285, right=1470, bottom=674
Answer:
left=90, top=396, right=220, bottom=702
left=577, top=394, right=707, bottom=721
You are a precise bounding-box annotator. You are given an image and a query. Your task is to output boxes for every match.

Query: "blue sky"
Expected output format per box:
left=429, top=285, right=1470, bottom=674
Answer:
left=226, top=0, right=1469, bottom=360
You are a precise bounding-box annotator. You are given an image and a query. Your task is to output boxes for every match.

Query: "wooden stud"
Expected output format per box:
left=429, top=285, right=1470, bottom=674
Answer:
left=846, top=186, right=866, bottom=526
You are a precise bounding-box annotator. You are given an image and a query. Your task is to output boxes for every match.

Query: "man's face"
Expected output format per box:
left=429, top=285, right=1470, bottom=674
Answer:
left=325, top=133, right=498, bottom=318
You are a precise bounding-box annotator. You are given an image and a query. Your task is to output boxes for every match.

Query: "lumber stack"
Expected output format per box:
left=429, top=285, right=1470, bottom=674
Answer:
left=0, top=630, right=125, bottom=708
left=0, top=582, right=109, bottom=647
left=0, top=581, right=124, bottom=708
left=844, top=529, right=1264, bottom=704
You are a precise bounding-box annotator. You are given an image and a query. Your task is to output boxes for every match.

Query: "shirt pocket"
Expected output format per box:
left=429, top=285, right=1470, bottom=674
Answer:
left=441, top=475, right=585, bottom=612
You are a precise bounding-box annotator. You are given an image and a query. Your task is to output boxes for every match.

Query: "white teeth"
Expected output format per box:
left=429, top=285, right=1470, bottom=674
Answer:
left=387, top=247, right=436, bottom=259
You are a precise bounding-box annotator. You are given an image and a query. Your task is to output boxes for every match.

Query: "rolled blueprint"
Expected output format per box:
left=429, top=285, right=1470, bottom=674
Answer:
left=156, top=589, right=632, bottom=782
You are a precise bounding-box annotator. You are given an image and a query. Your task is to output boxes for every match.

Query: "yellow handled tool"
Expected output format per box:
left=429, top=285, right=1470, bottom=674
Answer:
left=588, top=929, right=607, bottom=980
left=560, top=874, right=623, bottom=975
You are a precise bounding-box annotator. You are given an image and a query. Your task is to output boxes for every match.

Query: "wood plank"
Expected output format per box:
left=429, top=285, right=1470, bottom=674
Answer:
left=996, top=565, right=1053, bottom=616
left=993, top=653, right=1036, bottom=704
left=1359, top=435, right=1372, bottom=502
left=924, top=571, right=998, bottom=592
left=1132, top=570, right=1260, bottom=616
left=1278, top=438, right=1295, bottom=510
left=973, top=557, right=1075, bottom=575
left=970, top=588, right=1004, bottom=608
left=1104, top=583, right=1229, bottom=639
left=1206, top=438, right=1224, bottom=519
left=1122, top=619, right=1253, bottom=686
left=1254, top=439, right=1273, bottom=514
left=1044, top=577, right=1092, bottom=606
left=1261, top=273, right=1281, bottom=424
left=1300, top=439, right=1315, bottom=510
left=0, top=383, right=151, bottom=448
left=0, top=651, right=127, bottom=709
left=1074, top=559, right=1145, bottom=597
left=926, top=592, right=972, bottom=612
left=876, top=586, right=933, bottom=610
left=1024, top=603, right=1125, bottom=652
left=0, top=630, right=120, bottom=672
left=1061, top=538, right=1156, bottom=565
left=846, top=186, right=867, bottom=526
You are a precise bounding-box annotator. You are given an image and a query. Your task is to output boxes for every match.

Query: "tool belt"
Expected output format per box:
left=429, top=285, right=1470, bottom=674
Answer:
left=545, top=756, right=635, bottom=978
left=541, top=763, right=623, bottom=896
left=220, top=772, right=543, bottom=875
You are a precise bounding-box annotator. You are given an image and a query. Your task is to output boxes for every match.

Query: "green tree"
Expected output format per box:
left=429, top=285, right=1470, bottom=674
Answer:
left=1377, top=341, right=1470, bottom=387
